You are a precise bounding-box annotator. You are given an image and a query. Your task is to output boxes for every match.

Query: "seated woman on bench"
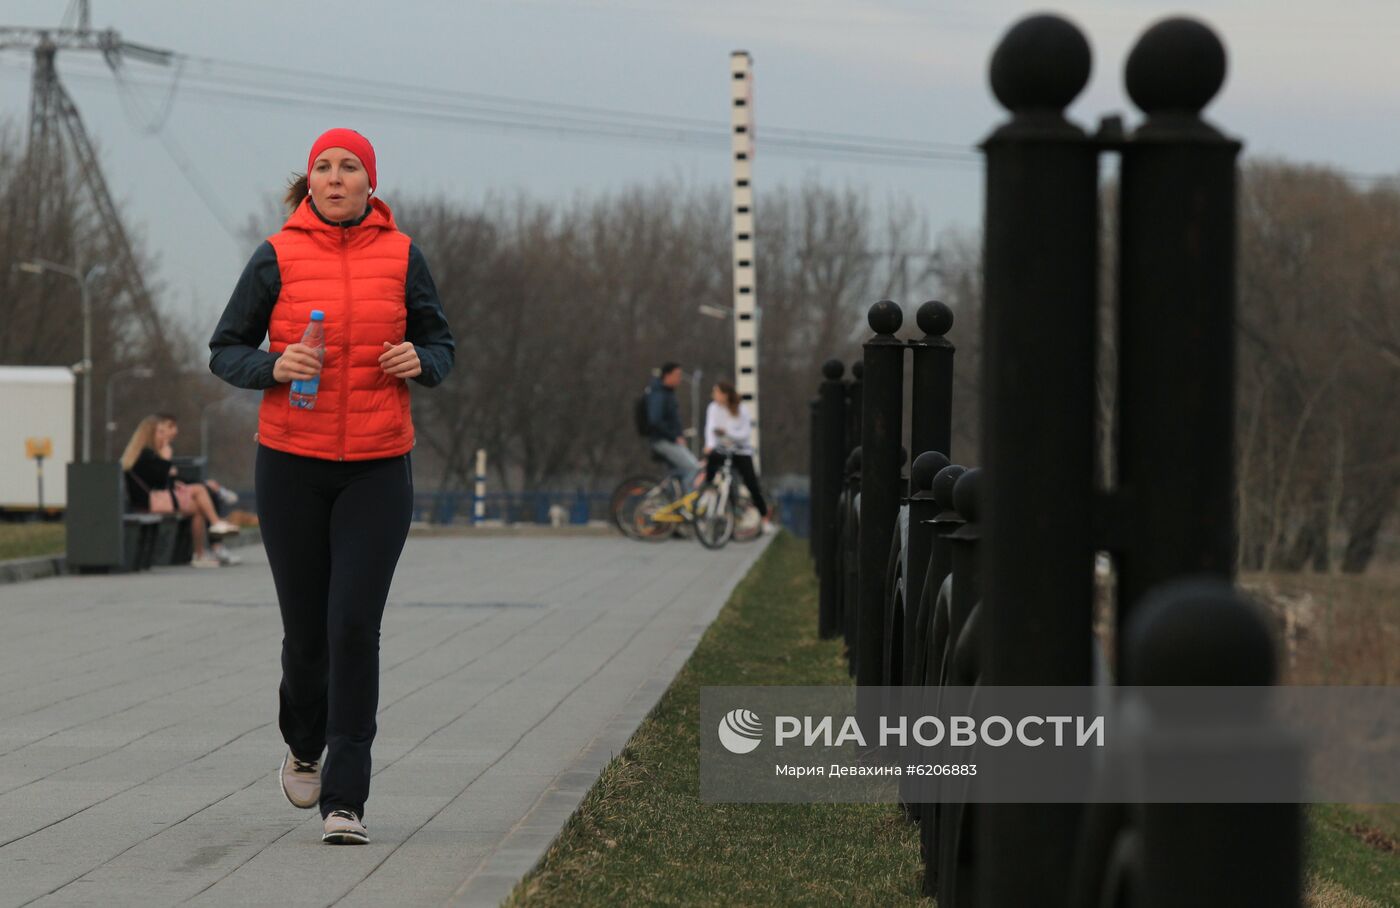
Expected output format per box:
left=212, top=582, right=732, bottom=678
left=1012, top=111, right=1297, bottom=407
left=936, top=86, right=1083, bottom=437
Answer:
left=120, top=413, right=240, bottom=568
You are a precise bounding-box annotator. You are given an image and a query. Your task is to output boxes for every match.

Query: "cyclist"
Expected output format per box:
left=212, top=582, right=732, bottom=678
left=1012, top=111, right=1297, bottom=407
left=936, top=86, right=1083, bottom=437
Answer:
left=646, top=362, right=700, bottom=488
left=703, top=380, right=771, bottom=532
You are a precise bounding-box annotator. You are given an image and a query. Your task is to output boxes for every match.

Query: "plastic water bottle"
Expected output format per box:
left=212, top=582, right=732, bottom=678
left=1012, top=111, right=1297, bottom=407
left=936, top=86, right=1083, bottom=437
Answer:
left=288, top=310, right=325, bottom=410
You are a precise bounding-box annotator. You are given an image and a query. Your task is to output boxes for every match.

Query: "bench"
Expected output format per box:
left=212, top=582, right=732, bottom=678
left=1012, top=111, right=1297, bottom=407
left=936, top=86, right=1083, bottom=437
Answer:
left=122, top=471, right=194, bottom=568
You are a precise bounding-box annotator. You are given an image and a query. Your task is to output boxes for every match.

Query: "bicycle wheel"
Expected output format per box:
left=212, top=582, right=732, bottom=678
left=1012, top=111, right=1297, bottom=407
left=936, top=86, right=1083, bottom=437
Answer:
left=632, top=487, right=678, bottom=542
left=694, top=483, right=735, bottom=549
left=609, top=475, right=656, bottom=538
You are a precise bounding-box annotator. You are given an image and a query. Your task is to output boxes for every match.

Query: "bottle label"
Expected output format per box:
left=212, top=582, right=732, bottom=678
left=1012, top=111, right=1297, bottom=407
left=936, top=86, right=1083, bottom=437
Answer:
left=290, top=376, right=320, bottom=396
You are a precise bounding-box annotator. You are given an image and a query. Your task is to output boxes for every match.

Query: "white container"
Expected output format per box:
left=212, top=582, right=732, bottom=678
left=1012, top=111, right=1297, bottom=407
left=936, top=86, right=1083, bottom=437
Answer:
left=0, top=366, right=75, bottom=510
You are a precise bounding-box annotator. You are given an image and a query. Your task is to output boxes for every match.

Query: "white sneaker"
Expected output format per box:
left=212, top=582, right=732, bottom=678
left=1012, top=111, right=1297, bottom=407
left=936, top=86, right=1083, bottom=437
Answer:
left=213, top=545, right=242, bottom=566
left=322, top=809, right=368, bottom=845
left=190, top=555, right=222, bottom=568
left=216, top=487, right=239, bottom=507
left=208, top=519, right=241, bottom=536
left=280, top=751, right=321, bottom=809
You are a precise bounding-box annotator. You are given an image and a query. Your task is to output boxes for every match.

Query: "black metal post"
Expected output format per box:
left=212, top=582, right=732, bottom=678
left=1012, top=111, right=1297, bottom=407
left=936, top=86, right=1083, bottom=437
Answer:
left=979, top=14, right=1097, bottom=908
left=936, top=468, right=982, bottom=907
left=914, top=463, right=964, bottom=898
left=842, top=446, right=862, bottom=672
left=897, top=451, right=947, bottom=824
left=809, top=396, right=821, bottom=559
left=1115, top=18, right=1242, bottom=668
left=846, top=359, right=864, bottom=460
left=818, top=360, right=847, bottom=639
left=908, top=301, right=955, bottom=483
left=903, top=451, right=948, bottom=684
left=1124, top=580, right=1300, bottom=908
left=857, top=301, right=905, bottom=692
left=918, top=463, right=966, bottom=688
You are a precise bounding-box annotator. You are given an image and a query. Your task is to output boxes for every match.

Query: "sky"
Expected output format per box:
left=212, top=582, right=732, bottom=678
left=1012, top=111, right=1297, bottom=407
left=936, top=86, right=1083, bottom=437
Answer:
left=3, top=0, right=1399, bottom=326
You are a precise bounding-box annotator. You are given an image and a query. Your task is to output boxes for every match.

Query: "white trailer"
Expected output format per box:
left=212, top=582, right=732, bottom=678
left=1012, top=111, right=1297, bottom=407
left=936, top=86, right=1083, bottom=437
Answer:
left=0, top=366, right=75, bottom=511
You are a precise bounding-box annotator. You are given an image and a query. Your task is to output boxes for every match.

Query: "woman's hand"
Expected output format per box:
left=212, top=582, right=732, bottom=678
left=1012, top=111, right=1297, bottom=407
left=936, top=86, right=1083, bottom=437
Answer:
left=379, top=341, right=421, bottom=379
left=273, top=343, right=323, bottom=383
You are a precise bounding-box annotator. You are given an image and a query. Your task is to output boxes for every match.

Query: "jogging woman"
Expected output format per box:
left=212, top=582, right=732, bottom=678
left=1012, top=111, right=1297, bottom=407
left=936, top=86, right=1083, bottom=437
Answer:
left=702, top=380, right=770, bottom=530
left=208, top=128, right=455, bottom=844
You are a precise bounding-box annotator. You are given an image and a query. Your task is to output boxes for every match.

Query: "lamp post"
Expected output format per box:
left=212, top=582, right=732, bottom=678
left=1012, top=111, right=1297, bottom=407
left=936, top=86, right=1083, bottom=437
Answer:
left=15, top=259, right=108, bottom=463
left=104, top=366, right=155, bottom=461
left=683, top=368, right=703, bottom=457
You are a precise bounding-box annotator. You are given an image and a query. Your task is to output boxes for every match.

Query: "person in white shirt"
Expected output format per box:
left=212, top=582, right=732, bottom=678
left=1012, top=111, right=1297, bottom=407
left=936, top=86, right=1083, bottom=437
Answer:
left=702, top=380, right=770, bottom=526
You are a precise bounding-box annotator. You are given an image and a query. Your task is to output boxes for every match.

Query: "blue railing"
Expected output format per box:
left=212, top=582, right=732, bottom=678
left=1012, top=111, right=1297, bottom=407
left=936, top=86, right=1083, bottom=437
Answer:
left=242, top=486, right=811, bottom=532
left=411, top=490, right=610, bottom=526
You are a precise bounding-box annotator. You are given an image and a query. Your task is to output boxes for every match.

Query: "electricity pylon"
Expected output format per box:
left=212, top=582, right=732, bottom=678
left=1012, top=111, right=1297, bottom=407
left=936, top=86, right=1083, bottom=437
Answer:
left=2, top=0, right=174, bottom=354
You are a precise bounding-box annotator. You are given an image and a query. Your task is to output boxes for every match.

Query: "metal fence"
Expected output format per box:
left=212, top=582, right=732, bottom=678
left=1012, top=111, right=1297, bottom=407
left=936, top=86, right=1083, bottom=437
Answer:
left=805, top=13, right=1300, bottom=908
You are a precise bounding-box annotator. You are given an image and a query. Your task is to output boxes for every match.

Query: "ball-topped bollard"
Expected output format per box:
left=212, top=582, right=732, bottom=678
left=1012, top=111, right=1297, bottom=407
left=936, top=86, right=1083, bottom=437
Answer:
left=952, top=467, right=981, bottom=523
left=851, top=360, right=864, bottom=380
left=911, top=451, right=950, bottom=493
left=821, top=359, right=844, bottom=381
left=932, top=464, right=967, bottom=511
left=989, top=13, right=1092, bottom=114
left=1125, top=17, right=1226, bottom=116
left=916, top=300, right=954, bottom=338
left=867, top=299, right=903, bottom=336
left=1124, top=578, right=1275, bottom=687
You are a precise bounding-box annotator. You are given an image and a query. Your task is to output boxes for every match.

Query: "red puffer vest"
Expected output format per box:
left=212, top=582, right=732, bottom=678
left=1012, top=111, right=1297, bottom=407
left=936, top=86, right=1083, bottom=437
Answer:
left=258, top=197, right=414, bottom=461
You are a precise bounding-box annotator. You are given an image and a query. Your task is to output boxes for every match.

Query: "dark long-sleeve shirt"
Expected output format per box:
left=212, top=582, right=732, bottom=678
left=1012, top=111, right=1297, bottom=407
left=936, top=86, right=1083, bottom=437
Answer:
left=646, top=375, right=683, bottom=441
left=208, top=241, right=455, bottom=390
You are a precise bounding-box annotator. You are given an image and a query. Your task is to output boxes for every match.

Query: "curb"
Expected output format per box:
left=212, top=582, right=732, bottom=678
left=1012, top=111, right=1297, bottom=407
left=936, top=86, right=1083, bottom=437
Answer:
left=0, top=554, right=66, bottom=585
left=0, top=526, right=263, bottom=587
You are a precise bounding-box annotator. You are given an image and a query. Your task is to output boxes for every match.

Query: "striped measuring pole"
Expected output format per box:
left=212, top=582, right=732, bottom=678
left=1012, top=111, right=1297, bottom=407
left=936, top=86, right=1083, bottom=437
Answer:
left=473, top=448, right=487, bottom=525
left=730, top=50, right=760, bottom=468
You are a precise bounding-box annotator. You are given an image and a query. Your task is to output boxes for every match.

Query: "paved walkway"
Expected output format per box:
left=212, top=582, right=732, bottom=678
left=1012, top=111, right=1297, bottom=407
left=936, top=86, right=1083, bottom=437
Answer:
left=0, top=533, right=769, bottom=907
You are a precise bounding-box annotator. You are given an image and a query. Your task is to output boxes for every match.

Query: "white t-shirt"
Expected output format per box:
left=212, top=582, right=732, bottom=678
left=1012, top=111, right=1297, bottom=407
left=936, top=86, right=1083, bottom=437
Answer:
left=704, top=400, right=753, bottom=455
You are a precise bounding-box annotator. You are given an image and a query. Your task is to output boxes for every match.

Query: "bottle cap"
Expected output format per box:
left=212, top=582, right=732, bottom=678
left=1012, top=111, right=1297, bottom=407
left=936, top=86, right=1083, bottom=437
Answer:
left=310, top=310, right=325, bottom=321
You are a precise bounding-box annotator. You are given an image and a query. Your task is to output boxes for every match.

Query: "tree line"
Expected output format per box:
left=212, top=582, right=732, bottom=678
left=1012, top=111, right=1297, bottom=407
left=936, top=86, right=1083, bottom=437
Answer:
left=1, top=119, right=1394, bottom=571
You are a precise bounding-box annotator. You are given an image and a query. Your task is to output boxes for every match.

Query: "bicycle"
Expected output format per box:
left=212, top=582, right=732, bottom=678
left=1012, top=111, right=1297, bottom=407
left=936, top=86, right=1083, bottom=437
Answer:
left=692, top=448, right=765, bottom=549
left=610, top=452, right=695, bottom=541
left=610, top=453, right=762, bottom=546
left=609, top=473, right=667, bottom=539
left=631, top=474, right=703, bottom=542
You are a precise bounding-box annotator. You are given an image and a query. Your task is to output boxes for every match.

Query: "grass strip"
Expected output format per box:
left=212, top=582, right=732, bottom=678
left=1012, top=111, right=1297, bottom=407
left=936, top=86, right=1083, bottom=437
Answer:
left=508, top=532, right=1395, bottom=906
left=507, top=532, right=925, bottom=906
left=0, top=523, right=65, bottom=562
left=1307, top=804, right=1399, bottom=907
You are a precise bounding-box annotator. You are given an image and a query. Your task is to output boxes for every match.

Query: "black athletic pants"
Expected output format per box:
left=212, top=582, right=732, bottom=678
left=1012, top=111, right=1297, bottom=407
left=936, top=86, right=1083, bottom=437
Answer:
left=255, top=445, right=413, bottom=819
left=703, top=451, right=768, bottom=517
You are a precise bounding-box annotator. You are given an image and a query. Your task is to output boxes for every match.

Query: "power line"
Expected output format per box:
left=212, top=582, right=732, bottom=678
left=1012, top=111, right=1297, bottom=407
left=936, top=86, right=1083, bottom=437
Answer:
left=35, top=57, right=982, bottom=171
left=7, top=49, right=1397, bottom=184
left=180, top=51, right=977, bottom=154
left=107, top=61, right=247, bottom=249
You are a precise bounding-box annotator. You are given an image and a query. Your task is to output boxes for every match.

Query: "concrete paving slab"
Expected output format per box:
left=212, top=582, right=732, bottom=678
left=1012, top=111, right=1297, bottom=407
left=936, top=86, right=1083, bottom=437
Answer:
left=0, top=533, right=769, bottom=907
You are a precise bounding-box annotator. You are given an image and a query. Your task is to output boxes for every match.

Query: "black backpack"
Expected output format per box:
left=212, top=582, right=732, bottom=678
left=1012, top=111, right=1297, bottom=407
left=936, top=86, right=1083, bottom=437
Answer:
left=633, top=389, right=652, bottom=437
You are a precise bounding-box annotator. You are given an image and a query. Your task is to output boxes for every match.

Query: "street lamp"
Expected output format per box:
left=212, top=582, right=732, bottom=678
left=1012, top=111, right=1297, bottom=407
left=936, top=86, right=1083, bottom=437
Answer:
left=14, top=258, right=108, bottom=463
left=677, top=368, right=705, bottom=456
left=104, top=366, right=155, bottom=461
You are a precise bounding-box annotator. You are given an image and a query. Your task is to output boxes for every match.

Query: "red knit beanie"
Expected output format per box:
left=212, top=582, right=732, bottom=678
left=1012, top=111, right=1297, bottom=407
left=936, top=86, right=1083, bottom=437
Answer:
left=307, top=128, right=377, bottom=189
